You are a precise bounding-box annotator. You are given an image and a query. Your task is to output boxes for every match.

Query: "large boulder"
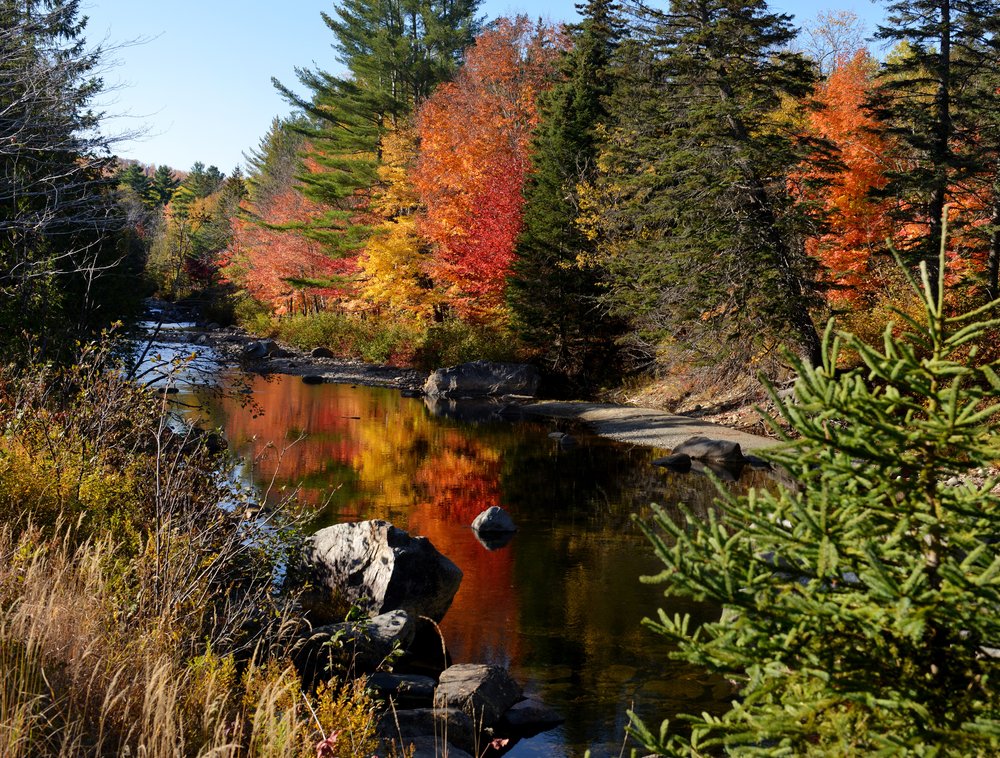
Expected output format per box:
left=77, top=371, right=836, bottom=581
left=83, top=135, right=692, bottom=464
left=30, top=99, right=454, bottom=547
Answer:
left=434, top=664, right=522, bottom=728
left=423, top=360, right=540, bottom=399
left=673, top=435, right=746, bottom=464
left=303, top=520, right=463, bottom=622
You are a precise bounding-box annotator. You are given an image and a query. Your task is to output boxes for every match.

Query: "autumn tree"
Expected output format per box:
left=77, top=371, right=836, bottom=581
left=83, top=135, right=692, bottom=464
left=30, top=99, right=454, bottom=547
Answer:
left=507, top=0, right=623, bottom=382
left=272, top=0, right=481, bottom=261
left=359, top=125, right=438, bottom=318
left=800, top=50, right=897, bottom=302
left=413, top=17, right=560, bottom=319
left=224, top=188, right=352, bottom=314
left=871, top=0, right=1000, bottom=288
left=589, top=0, right=823, bottom=367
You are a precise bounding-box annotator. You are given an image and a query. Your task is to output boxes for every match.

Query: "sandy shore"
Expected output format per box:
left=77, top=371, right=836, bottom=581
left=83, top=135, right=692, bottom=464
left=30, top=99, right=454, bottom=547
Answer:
left=521, top=401, right=777, bottom=453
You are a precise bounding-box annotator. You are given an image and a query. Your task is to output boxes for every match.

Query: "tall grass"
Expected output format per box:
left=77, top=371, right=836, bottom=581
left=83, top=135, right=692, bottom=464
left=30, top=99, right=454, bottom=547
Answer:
left=0, top=346, right=394, bottom=757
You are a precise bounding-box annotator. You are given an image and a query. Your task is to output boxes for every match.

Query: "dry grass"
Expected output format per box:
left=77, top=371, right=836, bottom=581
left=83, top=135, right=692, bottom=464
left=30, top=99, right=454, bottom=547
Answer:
left=0, top=346, right=397, bottom=757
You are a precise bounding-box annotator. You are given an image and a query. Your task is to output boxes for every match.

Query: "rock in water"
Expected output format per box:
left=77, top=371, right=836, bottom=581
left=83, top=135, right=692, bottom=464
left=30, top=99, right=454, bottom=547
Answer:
left=673, top=435, right=746, bottom=463
left=304, top=520, right=462, bottom=622
left=471, top=506, right=516, bottom=534
left=423, top=360, right=540, bottom=399
left=434, top=664, right=523, bottom=727
left=292, top=610, right=414, bottom=679
left=501, top=697, right=564, bottom=733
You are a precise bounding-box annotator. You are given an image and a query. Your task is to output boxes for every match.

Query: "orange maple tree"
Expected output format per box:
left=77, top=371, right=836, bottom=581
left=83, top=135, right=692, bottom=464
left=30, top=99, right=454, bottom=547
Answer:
left=802, top=50, right=898, bottom=301
left=223, top=188, right=354, bottom=314
left=413, top=16, right=560, bottom=319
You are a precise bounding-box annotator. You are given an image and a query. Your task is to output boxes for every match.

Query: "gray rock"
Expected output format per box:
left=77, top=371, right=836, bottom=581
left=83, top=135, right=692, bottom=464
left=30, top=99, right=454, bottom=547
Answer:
left=302, top=375, right=325, bottom=385
left=379, top=707, right=477, bottom=754
left=206, top=322, right=221, bottom=330
left=311, top=346, right=335, bottom=358
left=367, top=672, right=437, bottom=707
left=423, top=360, right=540, bottom=399
left=501, top=697, right=564, bottom=732
left=242, top=339, right=277, bottom=359
left=304, top=520, right=463, bottom=622
left=292, top=610, right=414, bottom=678
left=434, top=664, right=522, bottom=728
left=471, top=506, right=516, bottom=535
left=673, top=435, right=746, bottom=463
left=652, top=453, right=692, bottom=472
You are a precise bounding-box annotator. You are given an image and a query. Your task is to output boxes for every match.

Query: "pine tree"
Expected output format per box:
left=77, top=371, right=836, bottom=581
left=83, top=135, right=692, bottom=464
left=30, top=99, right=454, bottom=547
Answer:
left=148, top=164, right=180, bottom=206
left=507, top=0, right=622, bottom=383
left=871, top=0, right=1000, bottom=289
left=272, top=0, right=481, bottom=259
left=591, top=0, right=823, bottom=367
left=118, top=162, right=152, bottom=200
left=632, top=234, right=1000, bottom=754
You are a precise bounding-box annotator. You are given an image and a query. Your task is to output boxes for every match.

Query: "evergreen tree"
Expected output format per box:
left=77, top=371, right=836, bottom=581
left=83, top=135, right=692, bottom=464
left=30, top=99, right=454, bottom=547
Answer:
left=508, top=0, right=622, bottom=384
left=117, top=162, right=152, bottom=201
left=871, top=0, right=1000, bottom=289
left=0, top=0, right=137, bottom=361
left=632, top=239, right=1000, bottom=754
left=591, top=0, right=823, bottom=367
left=148, top=164, right=180, bottom=206
left=273, top=0, right=481, bottom=258
left=244, top=116, right=307, bottom=206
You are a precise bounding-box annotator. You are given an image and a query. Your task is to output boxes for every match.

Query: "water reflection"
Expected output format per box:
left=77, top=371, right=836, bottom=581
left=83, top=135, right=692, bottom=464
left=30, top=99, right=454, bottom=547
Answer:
left=196, top=374, right=773, bottom=757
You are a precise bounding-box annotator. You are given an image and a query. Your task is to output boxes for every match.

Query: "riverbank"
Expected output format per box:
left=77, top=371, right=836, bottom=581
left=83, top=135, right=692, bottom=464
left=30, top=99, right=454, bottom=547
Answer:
left=158, top=314, right=779, bottom=454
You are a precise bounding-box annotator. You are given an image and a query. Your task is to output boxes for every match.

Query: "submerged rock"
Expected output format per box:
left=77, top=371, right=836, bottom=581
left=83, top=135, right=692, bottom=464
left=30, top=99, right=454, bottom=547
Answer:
left=500, top=697, right=564, bottom=734
left=303, top=520, right=463, bottom=622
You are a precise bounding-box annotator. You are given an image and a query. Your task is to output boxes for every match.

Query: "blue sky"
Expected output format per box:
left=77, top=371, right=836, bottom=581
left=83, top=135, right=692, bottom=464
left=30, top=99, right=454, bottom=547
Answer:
left=82, top=1, right=885, bottom=174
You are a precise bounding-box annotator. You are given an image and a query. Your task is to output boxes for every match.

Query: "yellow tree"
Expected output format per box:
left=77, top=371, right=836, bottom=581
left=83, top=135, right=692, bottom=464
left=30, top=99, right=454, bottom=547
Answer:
left=359, top=126, right=439, bottom=318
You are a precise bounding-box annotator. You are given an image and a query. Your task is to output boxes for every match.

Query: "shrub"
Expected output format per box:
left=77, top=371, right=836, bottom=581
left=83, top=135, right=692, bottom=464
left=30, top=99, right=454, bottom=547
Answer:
left=632, top=244, right=1000, bottom=755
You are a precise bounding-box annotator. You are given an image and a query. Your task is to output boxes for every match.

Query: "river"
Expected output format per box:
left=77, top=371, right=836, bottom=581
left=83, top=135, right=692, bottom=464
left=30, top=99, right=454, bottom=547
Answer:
left=174, top=366, right=769, bottom=756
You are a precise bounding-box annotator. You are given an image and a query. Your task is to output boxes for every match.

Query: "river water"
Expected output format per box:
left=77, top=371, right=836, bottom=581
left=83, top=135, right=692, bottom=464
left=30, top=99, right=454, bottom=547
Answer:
left=182, top=371, right=770, bottom=756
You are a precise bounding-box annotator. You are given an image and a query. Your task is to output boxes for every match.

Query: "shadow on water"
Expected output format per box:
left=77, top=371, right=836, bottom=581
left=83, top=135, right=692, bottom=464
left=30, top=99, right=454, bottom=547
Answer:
left=191, top=373, right=775, bottom=757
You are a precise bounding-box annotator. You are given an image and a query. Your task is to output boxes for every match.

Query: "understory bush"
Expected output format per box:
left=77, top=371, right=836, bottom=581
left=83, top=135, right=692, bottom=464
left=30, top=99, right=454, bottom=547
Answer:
left=236, top=301, right=523, bottom=369
left=0, top=345, right=398, bottom=756
left=633, top=245, right=1000, bottom=755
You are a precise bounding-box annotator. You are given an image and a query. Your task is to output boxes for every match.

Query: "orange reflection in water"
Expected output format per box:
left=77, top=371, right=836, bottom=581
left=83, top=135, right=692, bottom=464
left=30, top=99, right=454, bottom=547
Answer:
left=205, top=375, right=521, bottom=667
